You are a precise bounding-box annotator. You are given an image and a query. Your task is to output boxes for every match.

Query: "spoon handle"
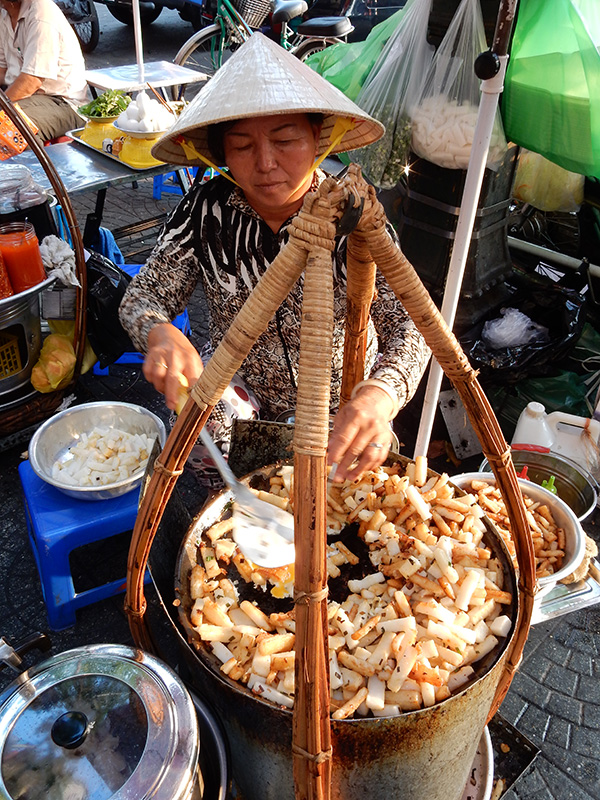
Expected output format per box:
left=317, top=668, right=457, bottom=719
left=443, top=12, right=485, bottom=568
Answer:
left=198, top=427, right=239, bottom=492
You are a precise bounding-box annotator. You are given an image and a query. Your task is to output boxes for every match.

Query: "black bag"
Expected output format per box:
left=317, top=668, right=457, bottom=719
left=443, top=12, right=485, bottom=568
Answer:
left=86, top=252, right=136, bottom=369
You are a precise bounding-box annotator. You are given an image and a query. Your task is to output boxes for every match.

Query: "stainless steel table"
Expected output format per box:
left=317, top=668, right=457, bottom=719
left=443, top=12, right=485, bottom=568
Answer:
left=9, top=141, right=186, bottom=196
left=10, top=140, right=192, bottom=246
left=85, top=60, right=208, bottom=95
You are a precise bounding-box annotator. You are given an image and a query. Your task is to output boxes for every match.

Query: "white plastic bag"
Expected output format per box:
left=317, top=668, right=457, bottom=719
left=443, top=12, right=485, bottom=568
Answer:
left=410, top=0, right=507, bottom=170
left=353, top=0, right=434, bottom=188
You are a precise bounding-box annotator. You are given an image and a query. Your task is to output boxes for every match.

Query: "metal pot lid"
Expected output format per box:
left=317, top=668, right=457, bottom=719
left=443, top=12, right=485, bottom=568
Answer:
left=0, top=644, right=199, bottom=800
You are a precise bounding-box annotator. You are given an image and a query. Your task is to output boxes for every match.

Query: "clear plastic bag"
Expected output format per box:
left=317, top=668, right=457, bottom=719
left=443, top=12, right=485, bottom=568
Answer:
left=352, top=0, right=434, bottom=188
left=304, top=8, right=407, bottom=102
left=512, top=150, right=585, bottom=213
left=0, top=164, right=48, bottom=215
left=410, top=0, right=507, bottom=170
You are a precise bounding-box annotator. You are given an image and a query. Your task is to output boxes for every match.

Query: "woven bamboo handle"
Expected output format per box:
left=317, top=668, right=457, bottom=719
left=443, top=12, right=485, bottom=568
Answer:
left=292, top=249, right=334, bottom=800
left=0, top=90, right=87, bottom=378
left=356, top=190, right=536, bottom=718
left=126, top=194, right=320, bottom=648
left=340, top=229, right=376, bottom=407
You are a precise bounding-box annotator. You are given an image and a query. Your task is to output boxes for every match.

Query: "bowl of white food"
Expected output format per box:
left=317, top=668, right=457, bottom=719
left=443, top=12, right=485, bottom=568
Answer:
left=28, top=401, right=167, bottom=501
left=450, top=472, right=586, bottom=596
left=114, top=90, right=176, bottom=137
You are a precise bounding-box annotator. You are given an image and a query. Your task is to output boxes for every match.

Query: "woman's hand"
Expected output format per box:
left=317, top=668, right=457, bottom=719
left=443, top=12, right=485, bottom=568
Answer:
left=327, top=385, right=396, bottom=483
left=143, top=323, right=203, bottom=410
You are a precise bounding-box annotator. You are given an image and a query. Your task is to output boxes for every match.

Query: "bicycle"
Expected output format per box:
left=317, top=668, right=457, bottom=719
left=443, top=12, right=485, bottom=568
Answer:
left=171, top=0, right=354, bottom=100
left=54, top=0, right=100, bottom=53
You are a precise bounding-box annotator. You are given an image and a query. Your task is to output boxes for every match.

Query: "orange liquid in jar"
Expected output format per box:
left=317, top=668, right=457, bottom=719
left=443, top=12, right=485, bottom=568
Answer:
left=0, top=251, right=14, bottom=299
left=0, top=222, right=46, bottom=294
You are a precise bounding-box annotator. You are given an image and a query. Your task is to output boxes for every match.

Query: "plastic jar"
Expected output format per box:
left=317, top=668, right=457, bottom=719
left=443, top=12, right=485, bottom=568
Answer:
left=0, top=221, right=46, bottom=294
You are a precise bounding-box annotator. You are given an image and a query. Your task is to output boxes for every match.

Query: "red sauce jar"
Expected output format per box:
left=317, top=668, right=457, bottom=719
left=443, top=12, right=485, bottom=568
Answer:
left=0, top=250, right=14, bottom=299
left=0, top=221, right=46, bottom=294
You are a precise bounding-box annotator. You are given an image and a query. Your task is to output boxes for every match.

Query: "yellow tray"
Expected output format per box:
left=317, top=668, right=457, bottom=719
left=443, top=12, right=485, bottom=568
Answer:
left=67, top=128, right=166, bottom=172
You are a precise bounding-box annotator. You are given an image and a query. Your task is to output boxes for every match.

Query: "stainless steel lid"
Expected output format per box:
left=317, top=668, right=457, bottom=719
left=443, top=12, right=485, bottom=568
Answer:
left=0, top=644, right=199, bottom=800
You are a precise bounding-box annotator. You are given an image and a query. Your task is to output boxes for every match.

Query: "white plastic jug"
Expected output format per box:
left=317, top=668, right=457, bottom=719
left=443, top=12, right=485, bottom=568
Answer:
left=512, top=402, right=600, bottom=475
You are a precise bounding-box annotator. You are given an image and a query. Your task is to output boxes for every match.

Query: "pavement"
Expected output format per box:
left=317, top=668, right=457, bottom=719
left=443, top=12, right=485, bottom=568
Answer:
left=0, top=177, right=599, bottom=800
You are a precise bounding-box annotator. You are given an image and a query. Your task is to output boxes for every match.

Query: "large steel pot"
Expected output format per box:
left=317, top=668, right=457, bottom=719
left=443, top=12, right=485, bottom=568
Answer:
left=0, top=644, right=204, bottom=800
left=150, top=456, right=518, bottom=800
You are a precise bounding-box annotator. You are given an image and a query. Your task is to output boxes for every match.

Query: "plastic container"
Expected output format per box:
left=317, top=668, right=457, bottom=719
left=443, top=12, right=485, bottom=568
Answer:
left=512, top=401, right=600, bottom=477
left=511, top=401, right=555, bottom=450
left=0, top=221, right=46, bottom=294
left=0, top=164, right=57, bottom=242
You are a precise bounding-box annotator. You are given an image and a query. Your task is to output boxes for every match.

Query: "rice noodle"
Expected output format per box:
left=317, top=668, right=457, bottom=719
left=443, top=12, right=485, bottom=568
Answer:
left=52, top=426, right=155, bottom=487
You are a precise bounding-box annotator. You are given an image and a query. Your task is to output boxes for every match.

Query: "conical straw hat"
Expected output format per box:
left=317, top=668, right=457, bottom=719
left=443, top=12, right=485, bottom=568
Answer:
left=151, top=33, right=384, bottom=166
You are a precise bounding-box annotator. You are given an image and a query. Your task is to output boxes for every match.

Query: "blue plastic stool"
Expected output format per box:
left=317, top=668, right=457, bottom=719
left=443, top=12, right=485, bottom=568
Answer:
left=152, top=167, right=200, bottom=199
left=92, top=263, right=191, bottom=375
left=18, top=460, right=147, bottom=631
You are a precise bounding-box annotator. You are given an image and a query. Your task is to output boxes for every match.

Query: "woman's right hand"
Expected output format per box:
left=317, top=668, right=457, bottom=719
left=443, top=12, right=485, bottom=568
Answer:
left=143, top=323, right=203, bottom=411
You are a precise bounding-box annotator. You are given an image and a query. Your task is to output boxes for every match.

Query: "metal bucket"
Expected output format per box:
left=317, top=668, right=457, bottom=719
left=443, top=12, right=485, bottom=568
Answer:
left=0, top=276, right=54, bottom=396
left=153, top=456, right=518, bottom=800
left=479, top=449, right=598, bottom=522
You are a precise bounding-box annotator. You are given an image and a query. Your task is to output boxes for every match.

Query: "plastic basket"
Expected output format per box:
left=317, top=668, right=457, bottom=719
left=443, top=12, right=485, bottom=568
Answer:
left=0, top=331, right=22, bottom=378
left=231, top=0, right=272, bottom=28
left=0, top=111, right=28, bottom=161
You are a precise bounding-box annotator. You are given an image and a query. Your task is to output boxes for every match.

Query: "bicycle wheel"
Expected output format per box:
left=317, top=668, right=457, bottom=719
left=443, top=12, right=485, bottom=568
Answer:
left=172, top=24, right=238, bottom=101
left=71, top=0, right=100, bottom=53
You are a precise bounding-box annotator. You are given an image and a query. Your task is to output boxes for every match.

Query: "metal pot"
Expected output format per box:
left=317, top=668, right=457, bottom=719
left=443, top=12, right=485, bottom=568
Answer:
left=479, top=449, right=598, bottom=522
left=0, top=276, right=54, bottom=396
left=154, top=456, right=518, bottom=800
left=0, top=644, right=201, bottom=800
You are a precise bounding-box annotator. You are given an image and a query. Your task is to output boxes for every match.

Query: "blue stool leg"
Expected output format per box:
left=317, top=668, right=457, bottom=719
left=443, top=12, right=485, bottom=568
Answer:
left=23, top=504, right=78, bottom=630
left=153, top=174, right=165, bottom=200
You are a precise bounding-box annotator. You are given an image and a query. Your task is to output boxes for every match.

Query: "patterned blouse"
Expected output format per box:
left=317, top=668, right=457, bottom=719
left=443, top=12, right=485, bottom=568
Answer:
left=119, top=172, right=430, bottom=420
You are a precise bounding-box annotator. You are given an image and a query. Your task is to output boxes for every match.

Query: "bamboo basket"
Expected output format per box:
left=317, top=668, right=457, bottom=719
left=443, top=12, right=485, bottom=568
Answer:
left=126, top=166, right=536, bottom=800
left=0, top=90, right=87, bottom=436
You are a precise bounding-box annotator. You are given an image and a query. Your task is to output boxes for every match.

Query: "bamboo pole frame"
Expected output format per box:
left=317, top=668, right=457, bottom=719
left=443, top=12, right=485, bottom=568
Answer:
left=126, top=166, right=535, bottom=798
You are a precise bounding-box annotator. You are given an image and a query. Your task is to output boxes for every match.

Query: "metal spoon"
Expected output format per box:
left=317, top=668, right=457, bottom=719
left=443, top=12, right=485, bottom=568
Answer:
left=198, top=428, right=295, bottom=568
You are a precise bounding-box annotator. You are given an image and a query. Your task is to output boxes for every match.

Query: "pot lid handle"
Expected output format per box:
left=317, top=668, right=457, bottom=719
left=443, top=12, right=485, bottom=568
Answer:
left=51, top=710, right=90, bottom=750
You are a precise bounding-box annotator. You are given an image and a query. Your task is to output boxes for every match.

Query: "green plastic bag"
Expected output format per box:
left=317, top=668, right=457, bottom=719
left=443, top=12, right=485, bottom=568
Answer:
left=304, top=8, right=408, bottom=101
left=502, top=0, right=600, bottom=178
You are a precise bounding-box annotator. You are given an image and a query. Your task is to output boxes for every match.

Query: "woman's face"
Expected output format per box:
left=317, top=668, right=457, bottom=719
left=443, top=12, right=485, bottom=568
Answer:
left=223, top=113, right=321, bottom=217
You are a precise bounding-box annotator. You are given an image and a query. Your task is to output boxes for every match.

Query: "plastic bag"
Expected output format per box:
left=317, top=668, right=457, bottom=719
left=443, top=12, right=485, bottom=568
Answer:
left=352, top=0, right=434, bottom=188
left=30, top=334, right=77, bottom=393
left=481, top=307, right=550, bottom=348
left=409, top=0, right=507, bottom=170
left=461, top=272, right=586, bottom=380
left=304, top=8, right=407, bottom=101
left=513, top=150, right=585, bottom=212
left=85, top=252, right=136, bottom=369
left=502, top=0, right=600, bottom=179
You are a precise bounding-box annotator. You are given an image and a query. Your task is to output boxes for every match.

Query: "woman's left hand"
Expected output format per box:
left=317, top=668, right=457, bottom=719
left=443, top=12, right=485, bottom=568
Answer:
left=327, top=385, right=396, bottom=483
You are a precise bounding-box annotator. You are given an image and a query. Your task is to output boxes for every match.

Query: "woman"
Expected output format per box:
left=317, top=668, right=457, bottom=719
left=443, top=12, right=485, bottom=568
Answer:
left=119, top=34, right=430, bottom=484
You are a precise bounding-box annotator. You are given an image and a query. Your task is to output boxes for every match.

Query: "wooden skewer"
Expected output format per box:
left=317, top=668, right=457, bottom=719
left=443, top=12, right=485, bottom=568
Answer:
left=146, top=83, right=176, bottom=114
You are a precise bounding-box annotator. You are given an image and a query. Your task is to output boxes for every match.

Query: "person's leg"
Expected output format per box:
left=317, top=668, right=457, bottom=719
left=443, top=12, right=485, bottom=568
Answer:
left=16, top=95, right=83, bottom=141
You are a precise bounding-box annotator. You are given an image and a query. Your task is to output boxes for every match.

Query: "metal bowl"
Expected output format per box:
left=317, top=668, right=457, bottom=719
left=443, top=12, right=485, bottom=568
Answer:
left=28, top=401, right=166, bottom=501
left=479, top=449, right=598, bottom=522
left=450, top=472, right=586, bottom=594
